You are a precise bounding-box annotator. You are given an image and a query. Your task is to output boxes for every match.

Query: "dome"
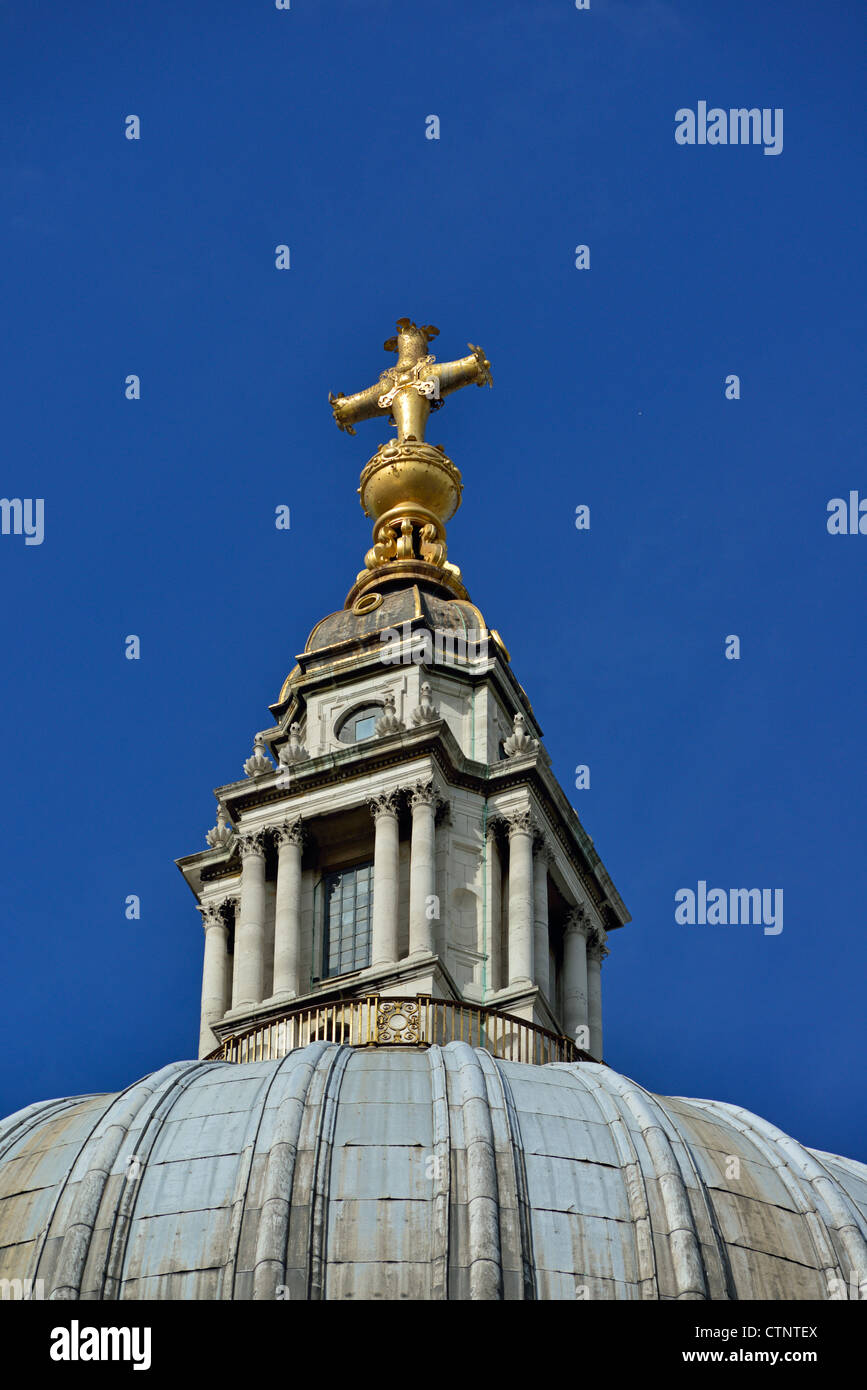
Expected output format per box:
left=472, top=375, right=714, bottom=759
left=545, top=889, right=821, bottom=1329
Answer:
left=304, top=586, right=486, bottom=656
left=1, top=1044, right=864, bottom=1301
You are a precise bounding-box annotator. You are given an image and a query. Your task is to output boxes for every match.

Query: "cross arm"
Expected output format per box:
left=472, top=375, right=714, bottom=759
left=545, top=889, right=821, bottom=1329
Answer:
left=328, top=378, right=390, bottom=435
left=429, top=344, right=493, bottom=399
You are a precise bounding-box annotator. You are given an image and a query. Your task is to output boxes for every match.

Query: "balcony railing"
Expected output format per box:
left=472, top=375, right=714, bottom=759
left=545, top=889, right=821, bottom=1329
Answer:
left=207, top=993, right=584, bottom=1066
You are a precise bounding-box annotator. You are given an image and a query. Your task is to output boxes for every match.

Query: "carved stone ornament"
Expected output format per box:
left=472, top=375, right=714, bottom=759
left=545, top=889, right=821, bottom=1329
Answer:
left=205, top=805, right=234, bottom=850
left=197, top=902, right=226, bottom=931
left=503, top=712, right=539, bottom=759
left=565, top=904, right=590, bottom=937
left=587, top=925, right=609, bottom=962
left=410, top=680, right=440, bottom=727
left=278, top=722, right=307, bottom=768
left=409, top=781, right=437, bottom=811
left=197, top=894, right=237, bottom=930
left=368, top=790, right=400, bottom=821
left=243, top=732, right=274, bottom=778
left=237, top=830, right=267, bottom=859
left=506, top=808, right=537, bottom=839
left=273, top=817, right=304, bottom=849
left=374, top=690, right=404, bottom=736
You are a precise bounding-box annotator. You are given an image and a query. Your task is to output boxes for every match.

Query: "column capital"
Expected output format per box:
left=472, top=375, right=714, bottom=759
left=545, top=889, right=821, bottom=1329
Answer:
left=369, top=789, right=401, bottom=821
left=586, top=925, right=609, bottom=961
left=273, top=816, right=305, bottom=849
left=506, top=807, right=537, bottom=840
left=198, top=895, right=238, bottom=930
left=565, top=904, right=590, bottom=937
left=485, top=813, right=508, bottom=843
left=408, top=780, right=436, bottom=810
left=408, top=780, right=448, bottom=822
left=533, top=838, right=553, bottom=865
left=198, top=902, right=225, bottom=931
left=237, top=829, right=267, bottom=859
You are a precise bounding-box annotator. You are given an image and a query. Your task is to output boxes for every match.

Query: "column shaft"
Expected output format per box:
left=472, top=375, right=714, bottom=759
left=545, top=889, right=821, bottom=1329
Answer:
left=273, top=822, right=303, bottom=999
left=507, top=813, right=535, bottom=986
left=533, top=848, right=551, bottom=998
left=198, top=904, right=232, bottom=1057
left=233, top=833, right=267, bottom=1009
left=370, top=793, right=400, bottom=967
left=587, top=943, right=606, bottom=1060
left=563, top=911, right=589, bottom=1045
left=484, top=825, right=502, bottom=994
left=409, top=788, right=437, bottom=956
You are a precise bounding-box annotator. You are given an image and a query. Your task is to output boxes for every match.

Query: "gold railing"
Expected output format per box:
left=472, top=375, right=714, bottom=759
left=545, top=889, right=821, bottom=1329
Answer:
left=207, top=993, right=583, bottom=1066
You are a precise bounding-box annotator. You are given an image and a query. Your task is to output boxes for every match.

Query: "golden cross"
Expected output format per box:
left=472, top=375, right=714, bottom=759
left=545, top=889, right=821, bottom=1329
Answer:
left=329, top=317, right=492, bottom=443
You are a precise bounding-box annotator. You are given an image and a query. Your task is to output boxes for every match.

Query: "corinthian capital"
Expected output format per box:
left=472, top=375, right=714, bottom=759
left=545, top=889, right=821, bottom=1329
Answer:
left=409, top=780, right=436, bottom=811
left=369, top=790, right=400, bottom=821
left=506, top=807, right=537, bottom=839
left=565, top=904, right=589, bottom=937
left=237, top=830, right=267, bottom=859
left=586, top=925, right=609, bottom=961
left=198, top=902, right=224, bottom=931
left=198, top=895, right=237, bottom=930
left=273, top=817, right=305, bottom=849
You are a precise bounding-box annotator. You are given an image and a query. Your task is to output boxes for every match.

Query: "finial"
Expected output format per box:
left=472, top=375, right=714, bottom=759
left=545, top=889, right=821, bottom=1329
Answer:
left=375, top=690, right=405, bottom=736
left=277, top=721, right=308, bottom=772
left=410, top=681, right=440, bottom=727
left=243, top=732, right=274, bottom=778
left=331, top=319, right=492, bottom=608
left=206, top=805, right=234, bottom=850
left=503, top=713, right=540, bottom=759
left=329, top=318, right=490, bottom=446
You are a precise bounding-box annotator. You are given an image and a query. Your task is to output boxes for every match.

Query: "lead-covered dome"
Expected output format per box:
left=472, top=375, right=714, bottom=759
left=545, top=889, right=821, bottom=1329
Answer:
left=1, top=1044, right=864, bottom=1301
left=304, top=585, right=486, bottom=655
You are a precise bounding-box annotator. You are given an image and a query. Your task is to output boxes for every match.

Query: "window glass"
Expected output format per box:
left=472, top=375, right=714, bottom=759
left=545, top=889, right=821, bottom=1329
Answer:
left=336, top=705, right=382, bottom=745
left=323, top=862, right=373, bottom=978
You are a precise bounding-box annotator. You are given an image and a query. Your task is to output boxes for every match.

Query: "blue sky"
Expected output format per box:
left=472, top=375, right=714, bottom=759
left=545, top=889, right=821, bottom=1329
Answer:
left=1, top=1, right=864, bottom=1161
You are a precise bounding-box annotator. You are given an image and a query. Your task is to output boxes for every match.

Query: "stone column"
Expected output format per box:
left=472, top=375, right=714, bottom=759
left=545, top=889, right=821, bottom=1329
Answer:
left=408, top=783, right=437, bottom=957
left=369, top=791, right=400, bottom=968
left=587, top=926, right=608, bottom=1061
left=533, top=842, right=552, bottom=999
left=233, top=831, right=267, bottom=1010
left=198, top=899, right=233, bottom=1057
left=563, top=906, right=590, bottom=1048
left=272, top=818, right=304, bottom=1001
left=484, top=818, right=502, bottom=994
left=506, top=809, right=535, bottom=986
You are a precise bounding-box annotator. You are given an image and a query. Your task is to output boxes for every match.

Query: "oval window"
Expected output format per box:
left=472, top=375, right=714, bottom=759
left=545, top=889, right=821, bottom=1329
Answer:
left=336, top=704, right=382, bottom=745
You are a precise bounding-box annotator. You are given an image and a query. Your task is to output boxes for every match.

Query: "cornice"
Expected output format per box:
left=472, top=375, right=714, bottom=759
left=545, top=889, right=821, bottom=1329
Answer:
left=270, top=638, right=541, bottom=743
left=179, top=719, right=628, bottom=930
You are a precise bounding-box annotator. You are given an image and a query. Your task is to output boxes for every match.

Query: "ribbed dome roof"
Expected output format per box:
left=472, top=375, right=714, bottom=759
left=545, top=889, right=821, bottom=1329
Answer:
left=305, top=586, right=486, bottom=654
left=1, top=1045, right=864, bottom=1301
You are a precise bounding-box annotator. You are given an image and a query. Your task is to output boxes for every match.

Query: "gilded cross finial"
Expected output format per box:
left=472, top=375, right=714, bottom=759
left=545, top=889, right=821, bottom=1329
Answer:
left=334, top=319, right=492, bottom=610
left=329, top=317, right=492, bottom=443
